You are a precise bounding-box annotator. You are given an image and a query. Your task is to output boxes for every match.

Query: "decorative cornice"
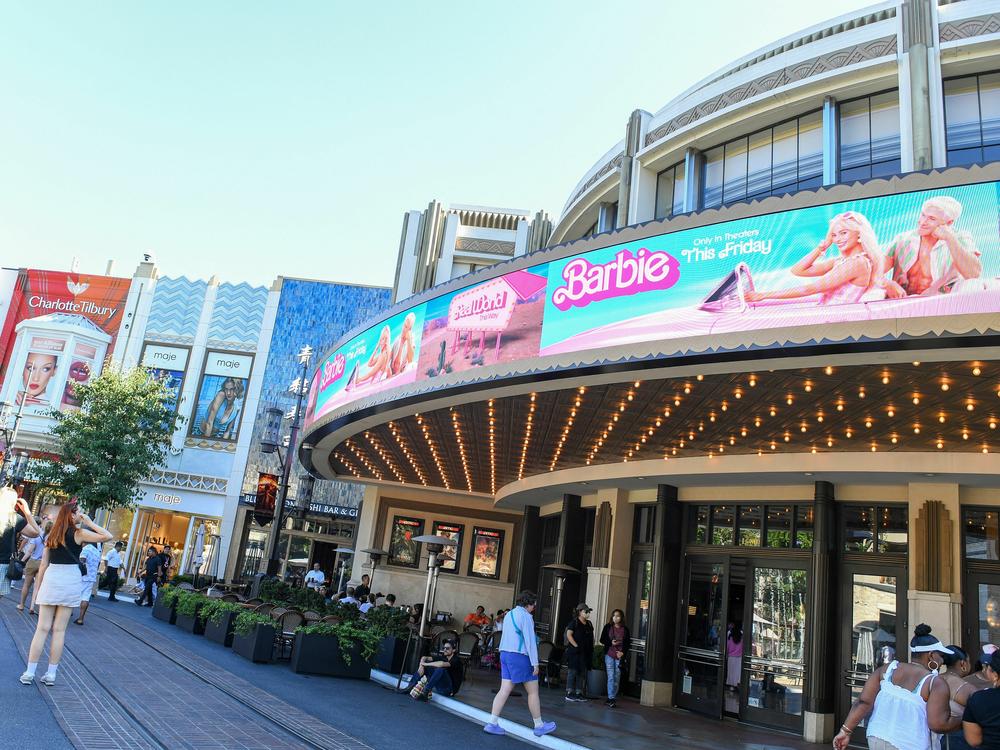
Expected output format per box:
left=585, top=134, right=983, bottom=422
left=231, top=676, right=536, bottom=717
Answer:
left=144, top=469, right=228, bottom=494
left=454, top=237, right=516, bottom=256
left=568, top=152, right=625, bottom=209
left=939, top=13, right=1000, bottom=43
left=644, top=36, right=898, bottom=148
left=184, top=437, right=237, bottom=454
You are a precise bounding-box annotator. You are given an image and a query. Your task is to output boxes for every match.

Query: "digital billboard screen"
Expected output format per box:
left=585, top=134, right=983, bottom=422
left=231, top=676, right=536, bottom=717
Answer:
left=308, top=181, right=1000, bottom=426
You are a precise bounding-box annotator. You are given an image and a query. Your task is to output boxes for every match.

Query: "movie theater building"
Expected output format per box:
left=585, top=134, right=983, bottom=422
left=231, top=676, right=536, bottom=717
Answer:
left=302, top=1, right=1000, bottom=743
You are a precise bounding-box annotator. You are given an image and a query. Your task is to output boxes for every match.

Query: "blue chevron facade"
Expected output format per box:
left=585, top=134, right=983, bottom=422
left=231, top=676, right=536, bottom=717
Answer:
left=208, top=281, right=269, bottom=349
left=145, top=276, right=208, bottom=341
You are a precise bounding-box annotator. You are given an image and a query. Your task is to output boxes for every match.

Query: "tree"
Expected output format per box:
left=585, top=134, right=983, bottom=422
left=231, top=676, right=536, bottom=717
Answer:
left=33, top=364, right=180, bottom=512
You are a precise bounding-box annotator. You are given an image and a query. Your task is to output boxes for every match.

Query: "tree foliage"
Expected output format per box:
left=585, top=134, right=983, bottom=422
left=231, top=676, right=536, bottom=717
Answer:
left=33, top=364, right=179, bottom=512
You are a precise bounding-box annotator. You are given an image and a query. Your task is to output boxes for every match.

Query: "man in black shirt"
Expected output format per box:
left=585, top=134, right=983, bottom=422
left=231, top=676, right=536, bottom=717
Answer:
left=354, top=573, right=371, bottom=601
left=964, top=649, right=1000, bottom=749
left=564, top=603, right=595, bottom=702
left=401, top=640, right=463, bottom=700
left=136, top=547, right=162, bottom=607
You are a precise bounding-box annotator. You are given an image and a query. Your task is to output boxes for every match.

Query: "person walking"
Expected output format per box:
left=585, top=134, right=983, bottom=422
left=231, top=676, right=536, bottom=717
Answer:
left=103, top=541, right=124, bottom=602
left=74, top=542, right=100, bottom=625
left=833, top=624, right=960, bottom=750
left=564, top=603, right=594, bottom=703
left=17, top=519, right=46, bottom=613
left=158, top=546, right=173, bottom=585
left=940, top=645, right=979, bottom=750
left=483, top=590, right=556, bottom=738
left=137, top=547, right=162, bottom=607
left=963, top=647, right=1000, bottom=749
left=20, top=500, right=112, bottom=686
left=726, top=623, right=744, bottom=691
left=599, top=609, right=631, bottom=708
left=1, top=490, right=41, bottom=601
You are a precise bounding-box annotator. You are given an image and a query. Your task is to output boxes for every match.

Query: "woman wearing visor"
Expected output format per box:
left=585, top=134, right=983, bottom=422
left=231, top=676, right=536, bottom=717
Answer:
left=833, top=624, right=960, bottom=750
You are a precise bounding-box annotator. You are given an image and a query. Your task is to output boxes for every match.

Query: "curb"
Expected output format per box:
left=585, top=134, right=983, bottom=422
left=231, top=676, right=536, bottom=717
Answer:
left=370, top=669, right=589, bottom=750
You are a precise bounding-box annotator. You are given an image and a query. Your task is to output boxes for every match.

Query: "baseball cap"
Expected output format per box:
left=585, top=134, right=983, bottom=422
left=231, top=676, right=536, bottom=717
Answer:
left=575, top=603, right=592, bottom=613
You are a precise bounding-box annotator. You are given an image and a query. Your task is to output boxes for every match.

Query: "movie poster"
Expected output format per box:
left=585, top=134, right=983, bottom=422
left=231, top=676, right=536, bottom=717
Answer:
left=189, top=351, right=253, bottom=444
left=432, top=521, right=463, bottom=573
left=388, top=515, right=423, bottom=568
left=468, top=526, right=503, bottom=579
left=254, top=473, right=278, bottom=526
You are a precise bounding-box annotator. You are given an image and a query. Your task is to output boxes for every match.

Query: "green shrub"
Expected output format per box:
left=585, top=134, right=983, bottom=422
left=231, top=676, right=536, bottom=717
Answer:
left=365, top=604, right=410, bottom=640
left=233, top=611, right=274, bottom=636
left=170, top=574, right=194, bottom=586
left=159, top=585, right=181, bottom=608
left=198, top=598, right=243, bottom=625
left=259, top=578, right=292, bottom=603
left=325, top=600, right=362, bottom=623
left=295, top=620, right=381, bottom=666
left=174, top=590, right=207, bottom=618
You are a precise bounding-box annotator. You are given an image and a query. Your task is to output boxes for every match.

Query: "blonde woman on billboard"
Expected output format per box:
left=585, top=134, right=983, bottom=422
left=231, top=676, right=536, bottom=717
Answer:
left=347, top=325, right=392, bottom=390
left=744, top=211, right=885, bottom=306
left=881, top=196, right=982, bottom=297
left=389, top=313, right=416, bottom=376
left=201, top=377, right=244, bottom=440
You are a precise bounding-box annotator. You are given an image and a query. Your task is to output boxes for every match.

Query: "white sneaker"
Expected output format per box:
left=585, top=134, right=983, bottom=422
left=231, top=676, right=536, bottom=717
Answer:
left=40, top=673, right=56, bottom=686
left=19, top=672, right=34, bottom=685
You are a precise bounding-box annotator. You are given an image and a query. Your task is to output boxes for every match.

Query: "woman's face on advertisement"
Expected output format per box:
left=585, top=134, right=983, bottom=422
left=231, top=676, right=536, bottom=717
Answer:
left=23, top=353, right=58, bottom=394
left=223, top=382, right=237, bottom=402
left=830, top=221, right=860, bottom=252
left=917, top=206, right=950, bottom=237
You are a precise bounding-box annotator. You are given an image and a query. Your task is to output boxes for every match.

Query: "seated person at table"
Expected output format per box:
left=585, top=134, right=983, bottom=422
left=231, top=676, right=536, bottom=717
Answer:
left=408, top=602, right=424, bottom=627
left=360, top=593, right=377, bottom=614
left=465, top=605, right=490, bottom=629
left=402, top=640, right=463, bottom=699
left=339, top=587, right=360, bottom=606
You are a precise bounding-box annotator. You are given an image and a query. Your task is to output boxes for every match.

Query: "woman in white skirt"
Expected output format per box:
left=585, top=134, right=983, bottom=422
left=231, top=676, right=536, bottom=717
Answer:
left=20, top=500, right=111, bottom=686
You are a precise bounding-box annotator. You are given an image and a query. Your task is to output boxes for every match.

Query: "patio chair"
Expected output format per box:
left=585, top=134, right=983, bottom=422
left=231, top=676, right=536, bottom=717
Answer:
left=457, top=631, right=479, bottom=684
left=537, top=640, right=559, bottom=688
left=432, top=629, right=459, bottom=652
left=253, top=602, right=274, bottom=616
left=244, top=598, right=263, bottom=606
left=302, top=610, right=322, bottom=623
left=269, top=606, right=288, bottom=621
left=221, top=593, right=240, bottom=603
left=320, top=615, right=341, bottom=624
left=205, top=588, right=224, bottom=598
left=177, top=582, right=195, bottom=591
left=276, top=611, right=305, bottom=660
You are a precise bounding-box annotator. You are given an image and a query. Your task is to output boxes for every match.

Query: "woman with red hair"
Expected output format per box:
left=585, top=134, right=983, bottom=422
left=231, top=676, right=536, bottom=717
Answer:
left=19, top=500, right=111, bottom=687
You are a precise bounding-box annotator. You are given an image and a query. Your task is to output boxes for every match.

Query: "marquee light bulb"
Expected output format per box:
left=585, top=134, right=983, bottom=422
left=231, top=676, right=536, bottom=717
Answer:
left=973, top=366, right=982, bottom=376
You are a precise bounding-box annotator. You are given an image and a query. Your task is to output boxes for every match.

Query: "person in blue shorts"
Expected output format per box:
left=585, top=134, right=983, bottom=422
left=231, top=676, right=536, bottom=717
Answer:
left=483, top=590, right=557, bottom=738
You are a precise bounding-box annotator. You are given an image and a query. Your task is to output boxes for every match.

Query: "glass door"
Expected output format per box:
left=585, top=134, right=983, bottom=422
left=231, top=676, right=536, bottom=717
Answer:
left=676, top=559, right=728, bottom=717
left=963, top=571, right=1000, bottom=659
left=624, top=552, right=652, bottom=697
left=739, top=564, right=808, bottom=731
left=839, top=565, right=907, bottom=745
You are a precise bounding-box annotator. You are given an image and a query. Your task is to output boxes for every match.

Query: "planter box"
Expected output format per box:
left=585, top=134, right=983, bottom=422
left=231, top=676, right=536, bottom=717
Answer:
left=204, top=611, right=237, bottom=647
left=374, top=636, right=409, bottom=674
left=152, top=593, right=176, bottom=625
left=587, top=667, right=607, bottom=697
left=290, top=632, right=372, bottom=679
left=232, top=624, right=275, bottom=663
left=175, top=612, right=205, bottom=635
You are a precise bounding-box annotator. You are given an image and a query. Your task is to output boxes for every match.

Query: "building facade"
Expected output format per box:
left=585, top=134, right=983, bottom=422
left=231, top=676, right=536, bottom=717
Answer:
left=301, top=1, right=1000, bottom=744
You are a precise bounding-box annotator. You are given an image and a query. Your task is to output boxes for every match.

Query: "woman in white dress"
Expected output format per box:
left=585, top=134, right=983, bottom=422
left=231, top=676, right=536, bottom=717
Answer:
left=20, top=500, right=112, bottom=686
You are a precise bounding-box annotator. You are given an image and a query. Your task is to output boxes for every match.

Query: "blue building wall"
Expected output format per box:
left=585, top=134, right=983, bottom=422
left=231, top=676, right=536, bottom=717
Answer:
left=242, top=277, right=391, bottom=506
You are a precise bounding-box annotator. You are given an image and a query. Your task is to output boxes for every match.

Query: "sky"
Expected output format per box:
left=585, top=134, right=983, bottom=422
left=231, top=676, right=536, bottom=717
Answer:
left=0, top=1, right=871, bottom=289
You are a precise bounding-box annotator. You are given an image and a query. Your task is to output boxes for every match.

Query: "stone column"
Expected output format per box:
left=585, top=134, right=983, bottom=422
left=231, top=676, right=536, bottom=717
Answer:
left=515, top=505, right=542, bottom=597
left=902, top=0, right=936, bottom=170
left=550, top=494, right=586, bottom=637
left=804, top=481, right=837, bottom=743
left=641, top=484, right=682, bottom=707
left=908, top=482, right=962, bottom=644
left=585, top=488, right=633, bottom=629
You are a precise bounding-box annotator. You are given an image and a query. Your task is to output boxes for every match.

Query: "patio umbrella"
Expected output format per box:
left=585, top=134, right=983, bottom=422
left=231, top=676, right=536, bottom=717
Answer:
left=190, top=523, right=206, bottom=573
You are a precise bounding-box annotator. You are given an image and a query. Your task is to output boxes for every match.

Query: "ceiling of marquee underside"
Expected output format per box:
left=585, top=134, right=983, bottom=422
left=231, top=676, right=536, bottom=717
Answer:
left=327, top=359, right=1000, bottom=495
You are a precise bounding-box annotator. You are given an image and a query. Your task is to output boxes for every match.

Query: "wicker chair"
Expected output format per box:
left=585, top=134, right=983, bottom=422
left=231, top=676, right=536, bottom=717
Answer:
left=177, top=582, right=195, bottom=591
left=253, top=602, right=274, bottom=616
left=276, top=611, right=305, bottom=660
left=244, top=598, right=263, bottom=606
left=432, top=629, right=459, bottom=652
left=302, top=610, right=322, bottom=623
left=269, top=606, right=288, bottom=621
left=320, top=615, right=341, bottom=625
left=221, top=593, right=241, bottom=603
left=457, top=631, right=480, bottom=684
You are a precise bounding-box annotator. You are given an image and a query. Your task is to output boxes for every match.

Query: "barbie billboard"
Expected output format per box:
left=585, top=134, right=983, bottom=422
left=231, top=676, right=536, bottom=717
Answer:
left=307, top=180, right=1000, bottom=426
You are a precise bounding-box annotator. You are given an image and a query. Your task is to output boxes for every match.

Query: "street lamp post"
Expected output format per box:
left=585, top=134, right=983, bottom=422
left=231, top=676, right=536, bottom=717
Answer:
left=0, top=399, right=27, bottom=485
left=260, top=345, right=313, bottom=578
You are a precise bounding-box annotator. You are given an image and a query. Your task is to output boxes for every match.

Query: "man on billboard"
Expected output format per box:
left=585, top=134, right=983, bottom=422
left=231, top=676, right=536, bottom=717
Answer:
left=881, top=196, right=982, bottom=297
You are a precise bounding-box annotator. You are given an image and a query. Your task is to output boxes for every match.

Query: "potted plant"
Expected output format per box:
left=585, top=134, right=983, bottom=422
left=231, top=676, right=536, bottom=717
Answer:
left=232, top=611, right=276, bottom=663
left=367, top=605, right=411, bottom=673
left=174, top=591, right=208, bottom=635
left=153, top=585, right=180, bottom=624
left=290, top=621, right=380, bottom=679
left=587, top=644, right=608, bottom=698
left=202, top=599, right=243, bottom=647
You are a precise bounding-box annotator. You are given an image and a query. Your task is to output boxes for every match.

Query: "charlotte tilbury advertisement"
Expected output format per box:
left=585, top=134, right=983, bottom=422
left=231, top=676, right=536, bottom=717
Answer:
left=307, top=181, right=1000, bottom=426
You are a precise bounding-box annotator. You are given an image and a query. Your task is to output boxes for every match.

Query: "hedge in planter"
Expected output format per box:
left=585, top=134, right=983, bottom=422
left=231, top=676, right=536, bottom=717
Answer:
left=174, top=590, right=208, bottom=635
left=290, top=621, right=380, bottom=679
left=366, top=605, right=411, bottom=673
left=201, top=599, right=243, bottom=647
left=153, top=586, right=179, bottom=624
left=232, top=611, right=275, bottom=663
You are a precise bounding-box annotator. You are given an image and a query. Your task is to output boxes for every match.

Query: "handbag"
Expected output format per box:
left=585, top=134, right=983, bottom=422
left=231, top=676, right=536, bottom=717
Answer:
left=6, top=556, right=24, bottom=581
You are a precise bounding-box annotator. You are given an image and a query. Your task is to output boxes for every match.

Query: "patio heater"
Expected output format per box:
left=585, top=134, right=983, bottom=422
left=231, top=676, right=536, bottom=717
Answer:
left=542, top=562, right=581, bottom=640
left=360, top=547, right=388, bottom=595
left=411, top=535, right=457, bottom=639
left=334, top=548, right=355, bottom=595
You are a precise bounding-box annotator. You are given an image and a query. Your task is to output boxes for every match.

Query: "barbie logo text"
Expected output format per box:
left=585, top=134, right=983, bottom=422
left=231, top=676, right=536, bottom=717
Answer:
left=320, top=353, right=346, bottom=389
left=550, top=248, right=680, bottom=311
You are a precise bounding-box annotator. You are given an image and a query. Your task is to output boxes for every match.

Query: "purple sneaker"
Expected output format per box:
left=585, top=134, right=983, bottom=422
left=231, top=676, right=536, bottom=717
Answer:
left=533, top=721, right=557, bottom=737
left=483, top=723, right=506, bottom=736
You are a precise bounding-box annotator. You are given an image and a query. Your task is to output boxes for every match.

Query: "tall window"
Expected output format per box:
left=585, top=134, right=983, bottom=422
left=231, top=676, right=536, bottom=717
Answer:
left=654, top=162, right=686, bottom=219
left=944, top=73, right=1000, bottom=165
left=838, top=90, right=901, bottom=181
left=701, top=110, right=823, bottom=210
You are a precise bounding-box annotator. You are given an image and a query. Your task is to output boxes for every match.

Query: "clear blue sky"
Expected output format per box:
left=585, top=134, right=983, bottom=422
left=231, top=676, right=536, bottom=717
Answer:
left=0, top=1, right=870, bottom=288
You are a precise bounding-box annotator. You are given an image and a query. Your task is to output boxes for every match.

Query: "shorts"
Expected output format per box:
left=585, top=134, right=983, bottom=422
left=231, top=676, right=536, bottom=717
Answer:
left=24, top=558, right=41, bottom=576
left=36, top=563, right=83, bottom=607
left=500, top=651, right=537, bottom=684
left=81, top=579, right=96, bottom=602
